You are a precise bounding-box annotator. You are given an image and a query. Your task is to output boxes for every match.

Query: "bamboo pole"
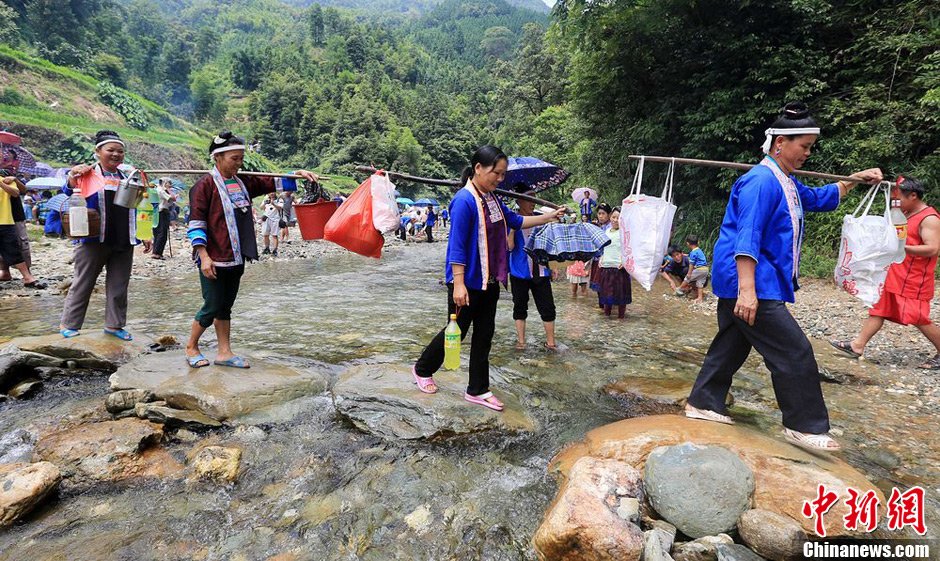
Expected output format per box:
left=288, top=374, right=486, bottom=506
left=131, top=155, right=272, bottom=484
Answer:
left=143, top=169, right=331, bottom=180
left=628, top=155, right=888, bottom=185
left=354, top=165, right=572, bottom=213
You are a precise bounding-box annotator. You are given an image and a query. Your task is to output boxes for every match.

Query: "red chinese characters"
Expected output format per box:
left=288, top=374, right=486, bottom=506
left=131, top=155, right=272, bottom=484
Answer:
left=844, top=488, right=880, bottom=532
left=802, top=484, right=840, bottom=537
left=887, top=486, right=926, bottom=535
left=802, top=486, right=927, bottom=537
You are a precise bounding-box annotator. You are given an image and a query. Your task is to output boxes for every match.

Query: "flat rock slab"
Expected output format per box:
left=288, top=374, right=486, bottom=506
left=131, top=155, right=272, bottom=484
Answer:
left=0, top=461, right=61, bottom=528
left=109, top=351, right=328, bottom=422
left=2, top=332, right=153, bottom=371
left=605, top=375, right=693, bottom=405
left=333, top=364, right=536, bottom=440
left=551, top=415, right=884, bottom=538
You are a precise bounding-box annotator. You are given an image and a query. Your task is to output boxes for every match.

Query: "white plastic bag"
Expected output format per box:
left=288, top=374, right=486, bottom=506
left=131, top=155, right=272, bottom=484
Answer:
left=370, top=172, right=400, bottom=234
left=620, top=157, right=678, bottom=291
left=835, top=181, right=906, bottom=307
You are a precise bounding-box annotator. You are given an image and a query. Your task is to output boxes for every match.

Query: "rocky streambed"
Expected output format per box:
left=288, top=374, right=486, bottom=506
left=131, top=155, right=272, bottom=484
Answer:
left=0, top=240, right=937, bottom=560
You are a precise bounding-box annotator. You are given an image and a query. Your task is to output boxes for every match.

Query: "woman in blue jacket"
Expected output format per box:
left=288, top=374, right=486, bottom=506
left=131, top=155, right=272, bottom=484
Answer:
left=412, top=146, right=566, bottom=411
left=684, top=103, right=882, bottom=452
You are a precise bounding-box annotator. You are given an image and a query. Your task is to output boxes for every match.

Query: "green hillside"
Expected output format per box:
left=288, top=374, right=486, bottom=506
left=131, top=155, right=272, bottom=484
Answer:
left=0, top=45, right=206, bottom=169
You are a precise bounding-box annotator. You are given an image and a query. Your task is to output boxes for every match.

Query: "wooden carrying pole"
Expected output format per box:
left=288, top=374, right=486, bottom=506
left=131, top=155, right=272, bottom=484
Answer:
left=143, top=169, right=331, bottom=180
left=628, top=155, right=885, bottom=185
left=354, top=165, right=571, bottom=212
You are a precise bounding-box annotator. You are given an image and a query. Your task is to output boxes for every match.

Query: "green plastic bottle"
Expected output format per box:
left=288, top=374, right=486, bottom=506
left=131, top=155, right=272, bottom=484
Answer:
left=136, top=200, right=153, bottom=241
left=443, top=314, right=461, bottom=370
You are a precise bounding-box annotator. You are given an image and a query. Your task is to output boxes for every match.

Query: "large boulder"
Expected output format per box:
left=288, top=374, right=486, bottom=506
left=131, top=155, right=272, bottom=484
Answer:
left=0, top=461, right=61, bottom=527
left=109, top=351, right=328, bottom=422
left=32, top=418, right=181, bottom=488
left=738, top=510, right=806, bottom=561
left=2, top=332, right=154, bottom=371
left=332, top=364, right=536, bottom=440
left=533, top=457, right=645, bottom=561
left=644, top=443, right=754, bottom=538
left=549, top=415, right=884, bottom=538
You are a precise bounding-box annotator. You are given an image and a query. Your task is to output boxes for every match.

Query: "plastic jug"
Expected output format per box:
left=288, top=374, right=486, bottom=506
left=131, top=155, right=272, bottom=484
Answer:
left=136, top=200, right=153, bottom=241
left=68, top=193, right=89, bottom=237
left=443, top=313, right=461, bottom=370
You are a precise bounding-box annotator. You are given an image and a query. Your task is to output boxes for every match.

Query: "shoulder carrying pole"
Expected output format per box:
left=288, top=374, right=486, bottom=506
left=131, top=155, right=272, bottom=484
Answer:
left=628, top=155, right=888, bottom=185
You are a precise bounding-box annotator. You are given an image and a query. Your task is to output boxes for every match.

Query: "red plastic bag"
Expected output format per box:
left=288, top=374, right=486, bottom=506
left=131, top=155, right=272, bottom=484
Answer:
left=323, top=177, right=385, bottom=258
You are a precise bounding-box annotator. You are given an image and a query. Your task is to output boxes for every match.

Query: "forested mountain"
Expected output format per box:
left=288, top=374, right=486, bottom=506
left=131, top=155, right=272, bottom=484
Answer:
left=1, top=0, right=936, bottom=272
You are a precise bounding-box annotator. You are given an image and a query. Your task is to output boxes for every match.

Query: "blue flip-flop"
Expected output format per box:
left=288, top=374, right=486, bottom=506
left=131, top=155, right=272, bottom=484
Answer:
left=186, top=354, right=210, bottom=368
left=214, top=356, right=250, bottom=369
left=104, top=328, right=133, bottom=341
left=60, top=329, right=80, bottom=338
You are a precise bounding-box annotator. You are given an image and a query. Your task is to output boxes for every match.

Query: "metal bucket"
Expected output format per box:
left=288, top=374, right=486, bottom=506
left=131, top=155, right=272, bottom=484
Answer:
left=113, top=170, right=147, bottom=209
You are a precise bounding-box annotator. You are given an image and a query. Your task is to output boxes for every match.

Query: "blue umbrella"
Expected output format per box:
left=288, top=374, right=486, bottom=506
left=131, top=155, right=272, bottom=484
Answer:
left=498, top=156, right=571, bottom=194
left=396, top=197, right=415, bottom=205
left=413, top=198, right=440, bottom=207
left=26, top=176, right=66, bottom=190
left=45, top=193, right=70, bottom=213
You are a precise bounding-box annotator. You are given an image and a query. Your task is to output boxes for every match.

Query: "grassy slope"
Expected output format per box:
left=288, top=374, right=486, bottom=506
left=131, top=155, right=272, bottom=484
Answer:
left=0, top=45, right=206, bottom=167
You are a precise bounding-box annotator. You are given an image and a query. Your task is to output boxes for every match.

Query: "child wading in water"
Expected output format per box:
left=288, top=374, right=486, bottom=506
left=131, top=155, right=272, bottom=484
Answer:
left=567, top=259, right=590, bottom=297
left=597, top=208, right=632, bottom=317
left=677, top=234, right=708, bottom=303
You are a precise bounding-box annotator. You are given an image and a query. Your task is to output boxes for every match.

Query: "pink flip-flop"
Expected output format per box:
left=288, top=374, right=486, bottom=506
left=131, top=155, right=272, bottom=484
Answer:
left=412, top=365, right=438, bottom=394
left=464, top=392, right=504, bottom=411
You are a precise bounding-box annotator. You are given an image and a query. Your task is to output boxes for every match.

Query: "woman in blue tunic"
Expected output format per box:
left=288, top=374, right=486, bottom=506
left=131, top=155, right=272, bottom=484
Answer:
left=684, top=103, right=883, bottom=452
left=412, top=145, right=566, bottom=411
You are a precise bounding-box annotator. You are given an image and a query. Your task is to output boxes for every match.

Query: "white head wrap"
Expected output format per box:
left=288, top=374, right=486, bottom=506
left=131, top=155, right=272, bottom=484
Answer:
left=761, top=127, right=820, bottom=154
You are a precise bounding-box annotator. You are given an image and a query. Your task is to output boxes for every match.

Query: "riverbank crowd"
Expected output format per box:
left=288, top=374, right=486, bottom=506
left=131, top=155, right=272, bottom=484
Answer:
left=1, top=101, right=935, bottom=455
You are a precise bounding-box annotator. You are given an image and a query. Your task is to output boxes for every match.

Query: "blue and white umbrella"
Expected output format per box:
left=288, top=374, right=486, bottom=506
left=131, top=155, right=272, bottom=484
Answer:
left=498, top=156, right=571, bottom=194
left=413, top=198, right=440, bottom=207
left=26, top=176, right=66, bottom=190
left=45, top=193, right=70, bottom=213
left=396, top=197, right=415, bottom=205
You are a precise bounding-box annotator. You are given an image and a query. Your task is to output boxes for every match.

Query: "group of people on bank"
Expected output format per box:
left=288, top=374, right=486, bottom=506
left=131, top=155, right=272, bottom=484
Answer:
left=50, top=101, right=936, bottom=454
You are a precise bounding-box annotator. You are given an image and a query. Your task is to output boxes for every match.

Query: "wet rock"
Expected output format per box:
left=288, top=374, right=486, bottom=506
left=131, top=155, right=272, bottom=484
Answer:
left=644, top=443, right=754, bottom=538
left=233, top=425, right=266, bottom=441
left=173, top=429, right=200, bottom=443
left=7, top=379, right=42, bottom=399
left=716, top=544, right=766, bottom=561
left=673, top=535, right=734, bottom=561
left=192, top=446, right=241, bottom=482
left=404, top=504, right=432, bottom=533
left=33, top=418, right=181, bottom=488
left=617, top=497, right=640, bottom=522
left=135, top=404, right=222, bottom=431
left=551, top=415, right=883, bottom=538
left=332, top=364, right=536, bottom=440
left=0, top=429, right=36, bottom=463
left=605, top=376, right=693, bottom=406
left=0, top=461, right=61, bottom=528
left=738, top=510, right=805, bottom=561
left=106, top=389, right=155, bottom=413
left=534, top=457, right=645, bottom=561
left=3, top=332, right=153, bottom=371
left=110, top=351, right=328, bottom=422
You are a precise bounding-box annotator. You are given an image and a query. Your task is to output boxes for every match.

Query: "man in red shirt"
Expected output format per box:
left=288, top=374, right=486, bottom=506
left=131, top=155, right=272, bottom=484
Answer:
left=831, top=177, right=940, bottom=367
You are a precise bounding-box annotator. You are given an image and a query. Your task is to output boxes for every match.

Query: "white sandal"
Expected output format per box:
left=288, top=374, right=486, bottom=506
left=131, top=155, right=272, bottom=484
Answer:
left=684, top=404, right=734, bottom=425
left=782, top=428, right=841, bottom=452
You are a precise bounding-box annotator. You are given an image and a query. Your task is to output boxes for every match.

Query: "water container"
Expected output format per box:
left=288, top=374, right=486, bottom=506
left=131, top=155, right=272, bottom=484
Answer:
left=68, top=193, right=89, bottom=237
left=443, top=314, right=461, bottom=370
left=113, top=170, right=147, bottom=209
left=136, top=200, right=153, bottom=241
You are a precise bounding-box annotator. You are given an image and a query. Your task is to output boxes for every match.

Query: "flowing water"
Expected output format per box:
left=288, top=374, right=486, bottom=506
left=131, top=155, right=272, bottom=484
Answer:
left=0, top=241, right=937, bottom=560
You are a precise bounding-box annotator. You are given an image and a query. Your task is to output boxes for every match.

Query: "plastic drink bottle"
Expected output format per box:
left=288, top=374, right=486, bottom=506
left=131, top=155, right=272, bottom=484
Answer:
left=443, top=314, right=461, bottom=370
left=136, top=200, right=153, bottom=241
left=68, top=192, right=89, bottom=237
left=891, top=199, right=907, bottom=241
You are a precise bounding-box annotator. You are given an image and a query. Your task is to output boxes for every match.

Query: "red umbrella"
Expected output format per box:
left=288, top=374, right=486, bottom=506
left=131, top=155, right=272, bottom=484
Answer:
left=0, top=131, right=22, bottom=145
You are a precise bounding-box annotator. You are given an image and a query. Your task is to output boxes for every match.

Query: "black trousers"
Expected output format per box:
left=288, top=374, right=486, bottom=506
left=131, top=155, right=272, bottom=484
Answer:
left=152, top=209, right=171, bottom=256
left=510, top=275, right=556, bottom=322
left=425, top=224, right=434, bottom=242
left=415, top=282, right=500, bottom=396
left=397, top=226, right=407, bottom=241
left=195, top=265, right=244, bottom=328
left=687, top=298, right=830, bottom=433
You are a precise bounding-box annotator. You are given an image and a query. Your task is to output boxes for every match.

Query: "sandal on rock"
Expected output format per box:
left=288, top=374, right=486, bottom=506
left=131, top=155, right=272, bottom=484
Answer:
left=215, top=356, right=250, bottom=369
left=60, top=329, right=80, bottom=338
left=412, top=365, right=437, bottom=394
left=828, top=339, right=861, bottom=358
left=186, top=353, right=210, bottom=368
left=783, top=428, right=841, bottom=452
left=464, top=392, right=504, bottom=411
left=684, top=404, right=734, bottom=425
left=104, top=328, right=133, bottom=341
left=917, top=354, right=940, bottom=369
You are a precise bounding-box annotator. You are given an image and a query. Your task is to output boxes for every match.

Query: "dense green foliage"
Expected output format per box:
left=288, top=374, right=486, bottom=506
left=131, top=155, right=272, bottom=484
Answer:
left=97, top=81, right=150, bottom=129
left=2, top=0, right=938, bottom=275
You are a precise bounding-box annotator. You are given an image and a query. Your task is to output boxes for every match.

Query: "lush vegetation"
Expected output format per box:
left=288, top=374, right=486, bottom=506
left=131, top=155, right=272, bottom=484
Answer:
left=2, top=0, right=937, bottom=274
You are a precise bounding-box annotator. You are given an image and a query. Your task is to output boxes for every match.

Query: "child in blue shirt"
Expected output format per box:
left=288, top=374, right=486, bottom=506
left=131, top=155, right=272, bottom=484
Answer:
left=678, top=235, right=708, bottom=302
